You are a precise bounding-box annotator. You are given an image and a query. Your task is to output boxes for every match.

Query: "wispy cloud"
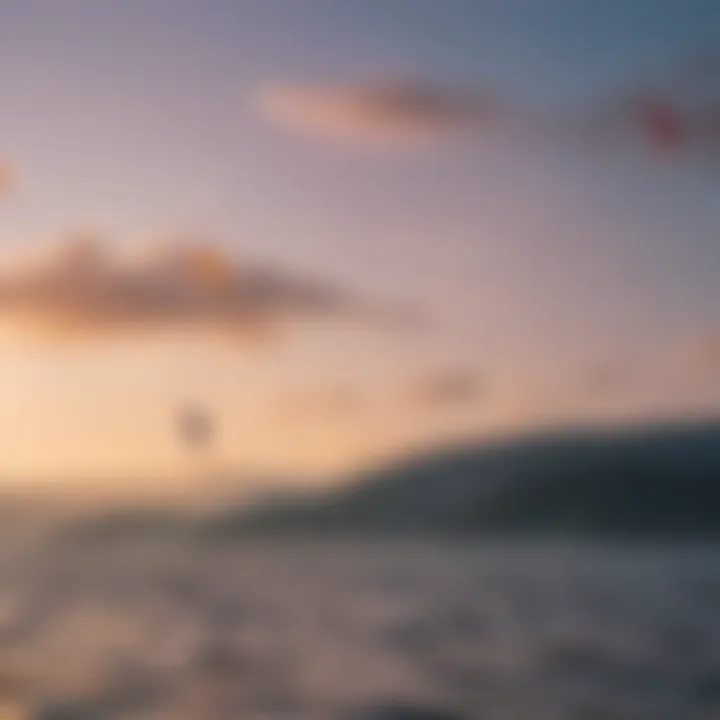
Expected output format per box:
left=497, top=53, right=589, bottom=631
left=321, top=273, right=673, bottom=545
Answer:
left=253, top=56, right=720, bottom=159
left=678, top=332, right=720, bottom=377
left=0, top=236, right=405, bottom=343
left=0, top=162, right=16, bottom=197
left=280, top=385, right=365, bottom=422
left=253, top=80, right=499, bottom=148
left=579, top=361, right=641, bottom=396
left=408, top=369, right=483, bottom=409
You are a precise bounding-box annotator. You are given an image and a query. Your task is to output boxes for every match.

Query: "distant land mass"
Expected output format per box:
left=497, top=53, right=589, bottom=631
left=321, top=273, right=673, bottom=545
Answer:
left=204, top=419, right=720, bottom=539
left=61, top=419, right=720, bottom=543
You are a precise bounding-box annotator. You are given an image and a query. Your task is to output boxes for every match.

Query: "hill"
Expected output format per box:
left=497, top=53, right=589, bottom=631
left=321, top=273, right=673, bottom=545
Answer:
left=205, top=420, right=720, bottom=538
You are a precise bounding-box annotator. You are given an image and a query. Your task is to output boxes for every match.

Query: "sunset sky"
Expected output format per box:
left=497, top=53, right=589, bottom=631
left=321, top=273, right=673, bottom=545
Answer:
left=0, top=0, right=718, bottom=489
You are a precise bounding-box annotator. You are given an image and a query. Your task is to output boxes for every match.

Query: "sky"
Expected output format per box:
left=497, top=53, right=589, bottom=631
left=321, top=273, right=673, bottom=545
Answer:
left=0, top=0, right=718, bottom=491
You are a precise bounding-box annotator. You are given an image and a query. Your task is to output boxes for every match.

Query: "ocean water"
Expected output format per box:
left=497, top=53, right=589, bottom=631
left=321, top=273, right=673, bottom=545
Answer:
left=0, top=536, right=716, bottom=719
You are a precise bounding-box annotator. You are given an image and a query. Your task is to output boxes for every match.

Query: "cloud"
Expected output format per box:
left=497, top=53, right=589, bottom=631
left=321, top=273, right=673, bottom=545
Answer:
left=409, top=370, right=483, bottom=409
left=0, top=236, right=404, bottom=343
left=591, top=53, right=720, bottom=158
left=580, top=361, right=640, bottom=396
left=0, top=162, right=16, bottom=197
left=251, top=53, right=720, bottom=161
left=678, top=333, right=720, bottom=377
left=253, top=80, right=499, bottom=147
left=280, top=385, right=365, bottom=422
